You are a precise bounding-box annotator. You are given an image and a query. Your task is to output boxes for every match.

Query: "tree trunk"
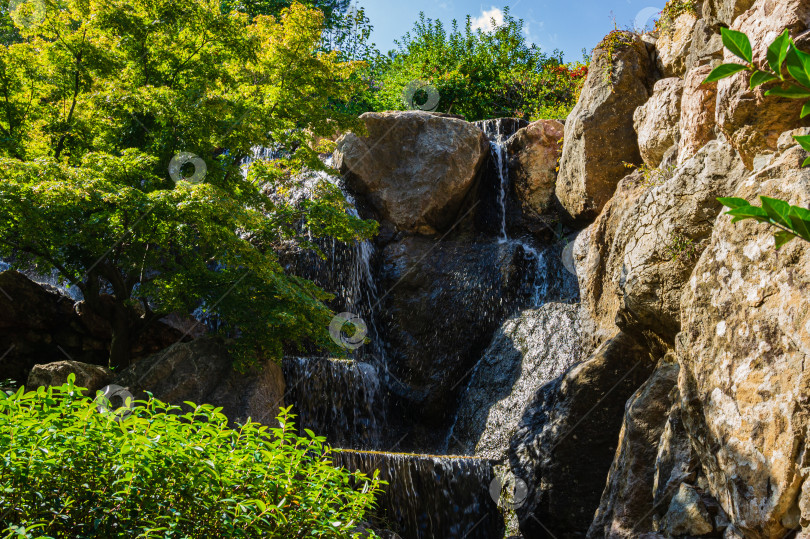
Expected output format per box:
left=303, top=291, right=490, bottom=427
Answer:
left=108, top=305, right=131, bottom=369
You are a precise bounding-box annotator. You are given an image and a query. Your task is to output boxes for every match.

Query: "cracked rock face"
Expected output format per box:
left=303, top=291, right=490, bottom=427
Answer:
left=556, top=33, right=656, bottom=222
left=678, top=145, right=810, bottom=538
left=335, top=111, right=488, bottom=235
left=616, top=140, right=748, bottom=351
left=634, top=78, right=683, bottom=169
left=679, top=65, right=718, bottom=165
left=656, top=12, right=698, bottom=78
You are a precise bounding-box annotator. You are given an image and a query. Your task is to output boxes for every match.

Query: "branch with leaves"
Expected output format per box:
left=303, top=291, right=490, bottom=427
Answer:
left=705, top=27, right=810, bottom=248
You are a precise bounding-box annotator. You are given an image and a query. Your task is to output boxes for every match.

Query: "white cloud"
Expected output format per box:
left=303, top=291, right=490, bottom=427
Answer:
left=471, top=7, right=505, bottom=32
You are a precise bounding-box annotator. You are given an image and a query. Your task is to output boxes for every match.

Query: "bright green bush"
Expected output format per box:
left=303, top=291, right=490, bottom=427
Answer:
left=0, top=376, right=382, bottom=538
left=364, top=10, right=587, bottom=121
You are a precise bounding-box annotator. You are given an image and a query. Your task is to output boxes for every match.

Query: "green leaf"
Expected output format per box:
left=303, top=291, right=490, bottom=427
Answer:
left=767, top=29, right=791, bottom=75
left=786, top=45, right=810, bottom=88
left=802, top=101, right=810, bottom=119
left=774, top=230, right=797, bottom=249
left=722, top=27, right=753, bottom=64
left=788, top=209, right=810, bottom=241
left=718, top=197, right=751, bottom=209
left=795, top=135, right=810, bottom=152
left=804, top=156, right=810, bottom=167
left=761, top=196, right=792, bottom=227
left=726, top=206, right=770, bottom=222
left=764, top=84, right=810, bottom=98
left=703, top=63, right=749, bottom=83
left=750, top=70, right=779, bottom=88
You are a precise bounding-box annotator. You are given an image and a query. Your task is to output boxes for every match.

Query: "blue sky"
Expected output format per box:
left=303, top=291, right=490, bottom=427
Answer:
left=354, top=0, right=666, bottom=62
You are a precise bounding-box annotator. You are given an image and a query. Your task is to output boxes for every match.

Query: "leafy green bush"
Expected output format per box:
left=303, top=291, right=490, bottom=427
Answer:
left=365, top=10, right=587, bottom=121
left=0, top=376, right=382, bottom=538
left=705, top=28, right=810, bottom=248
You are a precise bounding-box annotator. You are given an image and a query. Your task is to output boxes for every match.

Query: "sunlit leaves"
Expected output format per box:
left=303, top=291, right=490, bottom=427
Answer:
left=767, top=29, right=791, bottom=75
left=719, top=196, right=810, bottom=249
left=0, top=381, right=383, bottom=536
left=721, top=27, right=753, bottom=64
left=704, top=62, right=749, bottom=83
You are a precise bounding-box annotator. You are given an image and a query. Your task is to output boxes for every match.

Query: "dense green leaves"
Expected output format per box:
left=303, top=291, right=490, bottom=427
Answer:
left=719, top=196, right=810, bottom=248
left=364, top=10, right=587, bottom=121
left=0, top=1, right=378, bottom=368
left=0, top=378, right=383, bottom=537
left=750, top=70, right=779, bottom=88
left=767, top=29, right=791, bottom=74
left=721, top=27, right=753, bottom=64
left=765, top=84, right=810, bottom=98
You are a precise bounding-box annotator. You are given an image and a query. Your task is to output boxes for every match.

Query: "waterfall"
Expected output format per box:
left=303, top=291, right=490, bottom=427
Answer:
left=332, top=450, right=504, bottom=539
left=282, top=357, right=384, bottom=449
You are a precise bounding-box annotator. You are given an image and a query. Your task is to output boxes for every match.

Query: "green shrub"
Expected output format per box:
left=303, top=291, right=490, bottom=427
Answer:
left=0, top=376, right=382, bottom=538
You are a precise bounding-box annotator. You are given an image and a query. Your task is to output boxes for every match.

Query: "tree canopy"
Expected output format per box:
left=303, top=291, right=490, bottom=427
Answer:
left=0, top=0, right=377, bottom=368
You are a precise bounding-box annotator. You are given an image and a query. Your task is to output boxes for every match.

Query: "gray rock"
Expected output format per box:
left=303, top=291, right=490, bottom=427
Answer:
left=662, top=483, right=715, bottom=536
left=588, top=356, right=680, bottom=538
left=556, top=32, right=657, bottom=222
left=449, top=304, right=582, bottom=460
left=634, top=77, right=683, bottom=168
left=509, top=332, right=655, bottom=538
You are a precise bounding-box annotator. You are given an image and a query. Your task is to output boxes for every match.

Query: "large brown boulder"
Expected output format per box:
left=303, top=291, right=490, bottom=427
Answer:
left=113, top=337, right=285, bottom=426
left=634, top=77, right=683, bottom=168
left=556, top=32, right=657, bottom=222
left=509, top=332, right=655, bottom=538
left=588, top=357, right=680, bottom=538
left=506, top=119, right=564, bottom=220
left=26, top=360, right=113, bottom=396
left=656, top=11, right=699, bottom=77
left=574, top=172, right=648, bottom=355
left=677, top=142, right=810, bottom=538
left=678, top=65, right=718, bottom=164
left=716, top=0, right=810, bottom=168
left=335, top=111, right=488, bottom=235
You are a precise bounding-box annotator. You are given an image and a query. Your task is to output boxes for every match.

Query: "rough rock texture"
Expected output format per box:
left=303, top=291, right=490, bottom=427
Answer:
left=634, top=78, right=683, bottom=168
left=704, top=0, right=757, bottom=25
left=335, top=111, right=488, bottom=235
left=0, top=270, right=182, bottom=385
left=716, top=0, right=810, bottom=168
left=656, top=12, right=699, bottom=77
left=448, top=304, right=582, bottom=460
left=509, top=332, right=655, bottom=539
left=679, top=65, right=718, bottom=164
left=378, top=237, right=538, bottom=448
left=556, top=33, right=656, bottom=222
left=661, top=483, right=715, bottom=536
left=574, top=172, right=648, bottom=355
left=685, top=15, right=725, bottom=73
left=113, top=337, right=285, bottom=426
left=677, top=144, right=810, bottom=538
left=616, top=140, right=748, bottom=351
left=26, top=360, right=113, bottom=395
left=587, top=357, right=680, bottom=539
left=506, top=119, right=564, bottom=219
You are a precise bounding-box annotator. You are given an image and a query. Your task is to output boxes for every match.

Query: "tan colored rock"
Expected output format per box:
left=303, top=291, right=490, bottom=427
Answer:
left=556, top=32, right=656, bottom=222
left=574, top=172, right=647, bottom=354
left=616, top=140, right=747, bottom=351
left=704, top=0, right=756, bottom=26
left=27, top=360, right=113, bottom=396
left=335, top=111, right=488, bottom=235
left=686, top=16, right=725, bottom=72
left=506, top=119, right=564, bottom=218
left=634, top=78, right=683, bottom=168
left=679, top=65, right=718, bottom=164
left=656, top=12, right=698, bottom=77
left=678, top=144, right=810, bottom=538
left=662, top=483, right=715, bottom=536
left=716, top=0, right=810, bottom=169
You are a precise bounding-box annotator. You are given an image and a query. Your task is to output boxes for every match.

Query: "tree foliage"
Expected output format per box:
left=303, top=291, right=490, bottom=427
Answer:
left=0, top=0, right=377, bottom=368
left=365, top=9, right=587, bottom=121
left=0, top=377, right=382, bottom=537
left=706, top=28, right=810, bottom=248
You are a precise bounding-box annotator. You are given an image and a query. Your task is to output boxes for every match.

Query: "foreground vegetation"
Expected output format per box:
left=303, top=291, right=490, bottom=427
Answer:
left=0, top=378, right=382, bottom=538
